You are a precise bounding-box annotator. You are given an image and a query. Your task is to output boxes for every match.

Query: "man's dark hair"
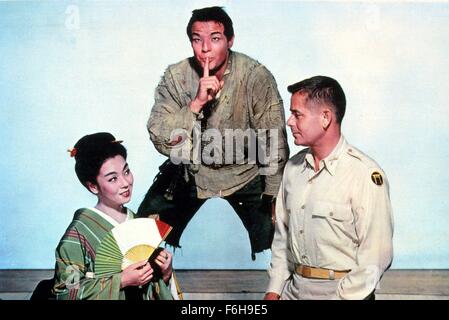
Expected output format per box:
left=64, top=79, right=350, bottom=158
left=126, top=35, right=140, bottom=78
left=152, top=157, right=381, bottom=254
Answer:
left=287, top=76, right=346, bottom=124
left=186, top=6, right=234, bottom=41
left=72, top=132, right=127, bottom=191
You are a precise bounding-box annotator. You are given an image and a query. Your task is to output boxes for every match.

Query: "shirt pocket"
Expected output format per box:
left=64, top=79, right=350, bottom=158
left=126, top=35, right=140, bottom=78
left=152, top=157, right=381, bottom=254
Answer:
left=309, top=201, right=355, bottom=263
left=311, top=201, right=353, bottom=222
left=310, top=201, right=354, bottom=246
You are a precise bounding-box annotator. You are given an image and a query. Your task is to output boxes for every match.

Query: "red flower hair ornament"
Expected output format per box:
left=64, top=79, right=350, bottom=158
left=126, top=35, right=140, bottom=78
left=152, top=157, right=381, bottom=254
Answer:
left=67, top=139, right=122, bottom=158
left=67, top=148, right=77, bottom=157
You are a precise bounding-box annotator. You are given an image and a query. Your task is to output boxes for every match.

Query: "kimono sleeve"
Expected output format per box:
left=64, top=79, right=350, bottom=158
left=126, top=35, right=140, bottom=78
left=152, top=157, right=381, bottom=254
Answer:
left=53, top=236, right=122, bottom=300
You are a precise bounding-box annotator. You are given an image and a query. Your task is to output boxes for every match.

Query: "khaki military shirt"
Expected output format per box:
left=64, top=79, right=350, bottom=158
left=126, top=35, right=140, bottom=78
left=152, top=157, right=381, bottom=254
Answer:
left=148, top=51, right=289, bottom=198
left=267, top=136, right=394, bottom=299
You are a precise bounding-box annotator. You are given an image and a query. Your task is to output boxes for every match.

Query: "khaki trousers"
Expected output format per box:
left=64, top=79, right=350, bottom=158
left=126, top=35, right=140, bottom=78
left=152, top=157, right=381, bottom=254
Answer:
left=280, top=273, right=340, bottom=300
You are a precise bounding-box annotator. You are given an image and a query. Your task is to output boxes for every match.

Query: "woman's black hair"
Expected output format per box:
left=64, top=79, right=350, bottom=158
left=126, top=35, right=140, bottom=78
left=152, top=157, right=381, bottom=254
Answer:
left=71, top=132, right=127, bottom=190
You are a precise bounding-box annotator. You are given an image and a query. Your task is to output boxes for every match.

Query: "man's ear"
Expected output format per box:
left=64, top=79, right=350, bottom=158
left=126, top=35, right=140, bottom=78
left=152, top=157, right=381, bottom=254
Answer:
left=86, top=181, right=99, bottom=195
left=227, top=36, right=234, bottom=49
left=321, top=108, right=332, bottom=129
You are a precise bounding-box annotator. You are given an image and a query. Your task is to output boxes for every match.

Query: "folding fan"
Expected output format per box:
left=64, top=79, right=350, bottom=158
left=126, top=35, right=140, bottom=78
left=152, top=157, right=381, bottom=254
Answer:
left=94, top=218, right=172, bottom=276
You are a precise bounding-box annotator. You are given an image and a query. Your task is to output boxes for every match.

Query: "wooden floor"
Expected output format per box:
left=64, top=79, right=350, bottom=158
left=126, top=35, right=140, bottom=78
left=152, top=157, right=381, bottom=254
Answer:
left=1, top=269, right=448, bottom=300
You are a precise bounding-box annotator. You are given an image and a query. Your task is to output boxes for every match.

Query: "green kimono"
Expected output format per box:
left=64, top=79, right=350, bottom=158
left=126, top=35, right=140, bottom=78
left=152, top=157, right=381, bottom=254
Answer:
left=52, top=207, right=178, bottom=300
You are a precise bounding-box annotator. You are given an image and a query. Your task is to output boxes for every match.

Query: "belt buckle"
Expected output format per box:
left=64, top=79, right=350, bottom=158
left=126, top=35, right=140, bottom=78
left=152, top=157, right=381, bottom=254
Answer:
left=328, top=270, right=335, bottom=280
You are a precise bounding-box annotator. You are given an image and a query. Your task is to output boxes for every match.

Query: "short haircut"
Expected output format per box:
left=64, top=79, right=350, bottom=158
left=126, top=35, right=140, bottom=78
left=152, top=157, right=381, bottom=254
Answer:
left=72, top=132, right=127, bottom=190
left=287, top=76, right=346, bottom=124
left=186, top=6, right=234, bottom=41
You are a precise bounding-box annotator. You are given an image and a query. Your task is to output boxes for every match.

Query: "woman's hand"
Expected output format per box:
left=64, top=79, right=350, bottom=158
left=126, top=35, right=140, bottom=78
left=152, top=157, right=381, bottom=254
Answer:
left=120, top=260, right=153, bottom=288
left=153, top=249, right=173, bottom=284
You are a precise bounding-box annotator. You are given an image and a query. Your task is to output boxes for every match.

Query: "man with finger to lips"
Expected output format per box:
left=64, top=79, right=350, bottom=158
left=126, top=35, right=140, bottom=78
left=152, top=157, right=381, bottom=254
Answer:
left=139, top=6, right=289, bottom=260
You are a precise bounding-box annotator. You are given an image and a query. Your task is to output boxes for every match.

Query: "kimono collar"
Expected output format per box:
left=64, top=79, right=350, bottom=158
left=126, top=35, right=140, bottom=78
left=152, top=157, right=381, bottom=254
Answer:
left=88, top=207, right=132, bottom=227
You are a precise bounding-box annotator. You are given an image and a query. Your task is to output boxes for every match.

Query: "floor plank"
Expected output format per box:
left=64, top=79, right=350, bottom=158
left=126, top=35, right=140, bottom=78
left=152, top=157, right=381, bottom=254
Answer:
left=1, top=269, right=448, bottom=299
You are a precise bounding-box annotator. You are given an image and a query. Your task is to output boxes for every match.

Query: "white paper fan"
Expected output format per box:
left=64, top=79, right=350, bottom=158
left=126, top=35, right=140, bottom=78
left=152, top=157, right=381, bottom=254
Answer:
left=94, top=218, right=172, bottom=276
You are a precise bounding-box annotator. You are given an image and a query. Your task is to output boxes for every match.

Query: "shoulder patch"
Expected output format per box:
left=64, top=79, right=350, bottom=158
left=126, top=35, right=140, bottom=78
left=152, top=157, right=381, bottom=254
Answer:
left=371, top=171, right=384, bottom=186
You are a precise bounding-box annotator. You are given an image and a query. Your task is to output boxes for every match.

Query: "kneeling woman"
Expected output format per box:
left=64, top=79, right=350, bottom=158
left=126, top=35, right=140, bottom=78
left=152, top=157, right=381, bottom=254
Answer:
left=52, top=132, right=180, bottom=300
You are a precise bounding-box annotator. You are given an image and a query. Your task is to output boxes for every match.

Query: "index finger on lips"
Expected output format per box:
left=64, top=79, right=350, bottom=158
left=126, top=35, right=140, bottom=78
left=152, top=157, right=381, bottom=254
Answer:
left=203, top=57, right=209, bottom=78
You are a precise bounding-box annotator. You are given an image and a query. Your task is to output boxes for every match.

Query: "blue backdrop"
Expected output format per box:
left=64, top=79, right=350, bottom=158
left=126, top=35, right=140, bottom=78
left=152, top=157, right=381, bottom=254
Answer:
left=1, top=0, right=448, bottom=269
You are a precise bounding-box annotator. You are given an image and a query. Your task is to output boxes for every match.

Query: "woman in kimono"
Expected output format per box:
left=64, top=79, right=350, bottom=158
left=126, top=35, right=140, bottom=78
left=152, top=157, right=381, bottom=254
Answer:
left=52, top=132, right=181, bottom=300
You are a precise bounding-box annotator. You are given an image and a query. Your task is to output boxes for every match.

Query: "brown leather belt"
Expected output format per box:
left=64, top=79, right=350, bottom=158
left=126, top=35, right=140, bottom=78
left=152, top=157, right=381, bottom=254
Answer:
left=295, top=264, right=350, bottom=280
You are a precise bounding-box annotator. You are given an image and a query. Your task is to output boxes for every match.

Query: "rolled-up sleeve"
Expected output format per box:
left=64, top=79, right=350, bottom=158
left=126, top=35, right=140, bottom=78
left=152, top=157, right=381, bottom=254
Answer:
left=147, top=68, right=199, bottom=159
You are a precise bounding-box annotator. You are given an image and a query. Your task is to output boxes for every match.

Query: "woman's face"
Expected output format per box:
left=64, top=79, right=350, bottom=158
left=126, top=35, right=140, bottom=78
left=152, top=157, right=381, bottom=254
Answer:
left=89, top=155, right=133, bottom=209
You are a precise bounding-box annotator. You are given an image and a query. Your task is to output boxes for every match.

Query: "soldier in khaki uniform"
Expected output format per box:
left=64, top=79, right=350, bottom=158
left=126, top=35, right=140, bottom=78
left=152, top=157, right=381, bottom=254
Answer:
left=264, top=76, right=393, bottom=300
